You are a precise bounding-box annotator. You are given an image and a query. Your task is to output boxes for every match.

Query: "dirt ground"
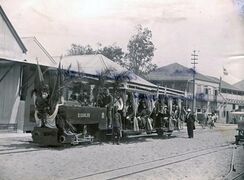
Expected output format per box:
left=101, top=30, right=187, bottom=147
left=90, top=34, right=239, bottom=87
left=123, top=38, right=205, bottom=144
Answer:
left=0, top=123, right=243, bottom=180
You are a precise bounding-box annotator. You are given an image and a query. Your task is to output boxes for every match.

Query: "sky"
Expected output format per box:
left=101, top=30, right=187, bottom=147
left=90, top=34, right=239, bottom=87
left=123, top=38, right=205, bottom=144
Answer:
left=1, top=0, right=244, bottom=84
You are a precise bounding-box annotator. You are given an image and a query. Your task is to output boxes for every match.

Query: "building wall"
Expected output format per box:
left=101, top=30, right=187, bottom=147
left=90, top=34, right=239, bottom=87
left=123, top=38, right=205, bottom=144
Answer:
left=195, top=80, right=218, bottom=96
left=0, top=63, right=22, bottom=128
left=217, top=103, right=234, bottom=123
left=220, top=92, right=244, bottom=101
left=22, top=65, right=36, bottom=132
left=216, top=89, right=244, bottom=123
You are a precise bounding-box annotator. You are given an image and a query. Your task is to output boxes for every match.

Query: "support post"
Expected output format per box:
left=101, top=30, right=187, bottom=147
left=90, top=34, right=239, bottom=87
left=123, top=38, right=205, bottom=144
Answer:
left=191, top=50, right=198, bottom=114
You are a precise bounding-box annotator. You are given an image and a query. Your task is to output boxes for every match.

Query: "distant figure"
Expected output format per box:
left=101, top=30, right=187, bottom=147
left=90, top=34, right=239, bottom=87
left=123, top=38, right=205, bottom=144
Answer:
left=112, top=106, right=122, bottom=145
left=185, top=108, right=195, bottom=138
left=209, top=113, right=215, bottom=128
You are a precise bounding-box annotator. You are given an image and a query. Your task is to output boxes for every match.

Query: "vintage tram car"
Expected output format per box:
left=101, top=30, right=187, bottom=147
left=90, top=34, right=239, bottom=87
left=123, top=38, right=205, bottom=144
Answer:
left=31, top=63, right=186, bottom=146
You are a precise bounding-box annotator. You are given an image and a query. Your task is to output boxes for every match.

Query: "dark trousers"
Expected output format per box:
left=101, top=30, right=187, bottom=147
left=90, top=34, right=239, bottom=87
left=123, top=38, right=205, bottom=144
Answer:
left=107, top=109, right=112, bottom=127
left=187, top=123, right=194, bottom=138
left=155, top=114, right=167, bottom=128
left=112, top=127, right=121, bottom=144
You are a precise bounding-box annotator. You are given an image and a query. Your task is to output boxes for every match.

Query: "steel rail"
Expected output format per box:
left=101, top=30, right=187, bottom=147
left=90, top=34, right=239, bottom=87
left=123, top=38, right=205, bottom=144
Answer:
left=68, top=144, right=231, bottom=180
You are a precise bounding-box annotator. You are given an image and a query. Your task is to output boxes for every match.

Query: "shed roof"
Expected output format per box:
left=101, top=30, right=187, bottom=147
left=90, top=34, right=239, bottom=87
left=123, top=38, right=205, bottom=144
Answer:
left=206, top=76, right=242, bottom=91
left=0, top=6, right=27, bottom=53
left=234, top=80, right=244, bottom=91
left=22, top=37, right=56, bottom=67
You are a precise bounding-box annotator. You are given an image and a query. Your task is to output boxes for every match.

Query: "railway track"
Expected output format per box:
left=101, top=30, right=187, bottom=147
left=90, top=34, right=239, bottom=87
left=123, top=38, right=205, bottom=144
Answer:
left=68, top=144, right=232, bottom=180
left=0, top=142, right=49, bottom=156
left=231, top=171, right=244, bottom=180
left=0, top=148, right=46, bottom=155
left=224, top=144, right=244, bottom=180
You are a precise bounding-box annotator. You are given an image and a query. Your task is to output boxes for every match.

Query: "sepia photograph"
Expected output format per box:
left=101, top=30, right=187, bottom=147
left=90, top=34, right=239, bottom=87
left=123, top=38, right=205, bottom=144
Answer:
left=0, top=0, right=244, bottom=179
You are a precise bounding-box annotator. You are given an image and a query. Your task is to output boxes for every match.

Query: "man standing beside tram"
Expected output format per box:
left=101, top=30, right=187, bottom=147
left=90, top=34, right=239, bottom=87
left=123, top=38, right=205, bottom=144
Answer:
left=185, top=108, right=195, bottom=138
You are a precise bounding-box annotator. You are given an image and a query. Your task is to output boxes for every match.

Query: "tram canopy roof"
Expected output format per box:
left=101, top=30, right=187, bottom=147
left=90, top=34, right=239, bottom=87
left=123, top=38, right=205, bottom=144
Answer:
left=54, top=54, right=185, bottom=96
left=58, top=54, right=157, bottom=88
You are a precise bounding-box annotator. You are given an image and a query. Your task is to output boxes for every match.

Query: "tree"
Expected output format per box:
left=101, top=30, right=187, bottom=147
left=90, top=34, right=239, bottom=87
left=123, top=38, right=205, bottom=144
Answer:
left=125, top=25, right=156, bottom=76
left=67, top=44, right=95, bottom=55
left=67, top=43, right=125, bottom=67
left=97, top=45, right=125, bottom=66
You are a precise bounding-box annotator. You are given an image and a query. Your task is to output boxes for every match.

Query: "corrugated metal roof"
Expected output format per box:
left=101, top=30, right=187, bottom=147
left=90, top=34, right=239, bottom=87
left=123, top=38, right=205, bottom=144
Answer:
left=59, top=54, right=157, bottom=88
left=234, top=80, right=244, bottom=91
left=206, top=75, right=242, bottom=91
left=147, top=63, right=219, bottom=83
left=22, top=37, right=56, bottom=67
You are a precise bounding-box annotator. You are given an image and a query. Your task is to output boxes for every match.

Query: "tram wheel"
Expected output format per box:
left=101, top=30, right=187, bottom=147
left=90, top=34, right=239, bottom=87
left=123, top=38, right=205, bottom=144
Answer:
left=156, top=129, right=164, bottom=136
left=121, top=131, right=128, bottom=138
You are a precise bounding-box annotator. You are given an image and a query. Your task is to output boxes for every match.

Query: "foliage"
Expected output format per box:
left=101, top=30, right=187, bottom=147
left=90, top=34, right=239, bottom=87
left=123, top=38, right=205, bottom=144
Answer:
left=67, top=43, right=125, bottom=67
left=67, top=24, right=157, bottom=76
left=125, top=24, right=157, bottom=76
left=97, top=44, right=125, bottom=67
left=67, top=44, right=95, bottom=55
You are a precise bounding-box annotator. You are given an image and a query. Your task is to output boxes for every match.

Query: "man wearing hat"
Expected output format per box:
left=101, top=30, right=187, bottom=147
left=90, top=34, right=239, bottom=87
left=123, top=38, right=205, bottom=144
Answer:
left=185, top=108, right=195, bottom=138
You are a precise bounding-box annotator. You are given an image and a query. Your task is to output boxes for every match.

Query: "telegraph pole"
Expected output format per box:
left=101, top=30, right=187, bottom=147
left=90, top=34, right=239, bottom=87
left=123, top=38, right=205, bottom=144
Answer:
left=191, top=50, right=198, bottom=114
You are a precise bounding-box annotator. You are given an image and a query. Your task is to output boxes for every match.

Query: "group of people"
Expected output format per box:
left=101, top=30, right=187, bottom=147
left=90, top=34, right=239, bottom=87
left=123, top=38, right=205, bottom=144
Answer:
left=69, top=85, right=199, bottom=142
left=70, top=90, right=91, bottom=106
left=184, top=110, right=218, bottom=138
left=113, top=106, right=218, bottom=141
left=207, top=113, right=217, bottom=129
left=153, top=99, right=170, bottom=129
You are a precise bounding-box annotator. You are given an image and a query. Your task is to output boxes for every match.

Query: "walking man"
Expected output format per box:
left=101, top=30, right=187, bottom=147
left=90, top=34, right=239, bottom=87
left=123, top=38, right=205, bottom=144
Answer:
left=185, top=108, right=195, bottom=138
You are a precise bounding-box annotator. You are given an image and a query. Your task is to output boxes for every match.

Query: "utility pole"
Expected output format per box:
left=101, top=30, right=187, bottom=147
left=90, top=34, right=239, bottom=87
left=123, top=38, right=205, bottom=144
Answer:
left=191, top=50, right=198, bottom=114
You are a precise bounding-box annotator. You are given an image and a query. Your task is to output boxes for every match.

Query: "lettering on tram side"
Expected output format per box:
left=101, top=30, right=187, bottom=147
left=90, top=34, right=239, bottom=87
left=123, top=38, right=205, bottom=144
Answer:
left=78, top=113, right=91, bottom=118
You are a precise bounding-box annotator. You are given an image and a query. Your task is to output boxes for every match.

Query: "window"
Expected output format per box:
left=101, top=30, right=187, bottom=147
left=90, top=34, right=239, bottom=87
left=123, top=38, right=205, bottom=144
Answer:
left=205, top=88, right=208, bottom=94
left=214, top=90, right=218, bottom=96
left=197, top=85, right=201, bottom=93
left=208, top=88, right=212, bottom=95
